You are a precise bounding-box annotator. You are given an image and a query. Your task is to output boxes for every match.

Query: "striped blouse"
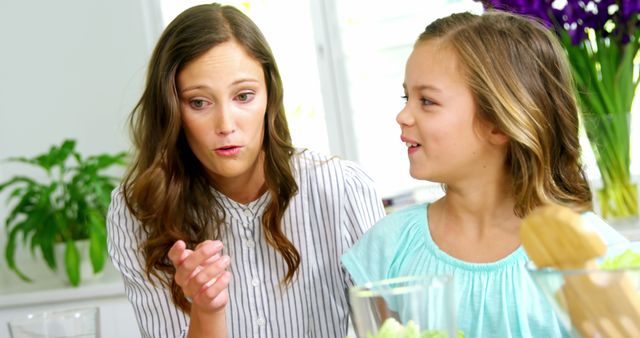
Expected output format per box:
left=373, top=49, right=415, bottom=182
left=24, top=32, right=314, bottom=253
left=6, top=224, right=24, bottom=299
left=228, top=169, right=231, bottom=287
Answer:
left=106, top=149, right=386, bottom=338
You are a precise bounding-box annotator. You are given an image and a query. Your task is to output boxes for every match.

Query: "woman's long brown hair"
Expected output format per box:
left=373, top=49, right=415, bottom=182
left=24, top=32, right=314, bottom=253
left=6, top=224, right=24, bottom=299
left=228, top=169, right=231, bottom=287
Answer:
left=418, top=11, right=592, bottom=216
left=122, top=3, right=299, bottom=313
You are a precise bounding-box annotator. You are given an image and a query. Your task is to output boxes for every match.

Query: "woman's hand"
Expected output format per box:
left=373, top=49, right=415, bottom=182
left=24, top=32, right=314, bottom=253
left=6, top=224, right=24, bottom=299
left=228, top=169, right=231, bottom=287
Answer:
left=168, top=240, right=232, bottom=314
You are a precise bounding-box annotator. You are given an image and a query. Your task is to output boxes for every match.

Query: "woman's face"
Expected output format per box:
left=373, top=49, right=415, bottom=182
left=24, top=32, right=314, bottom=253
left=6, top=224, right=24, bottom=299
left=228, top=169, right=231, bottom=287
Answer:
left=177, top=40, right=267, bottom=189
left=397, top=40, right=504, bottom=185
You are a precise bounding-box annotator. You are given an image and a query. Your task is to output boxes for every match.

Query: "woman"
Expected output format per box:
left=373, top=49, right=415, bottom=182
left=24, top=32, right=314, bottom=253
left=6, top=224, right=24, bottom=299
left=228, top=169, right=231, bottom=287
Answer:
left=107, top=3, right=385, bottom=337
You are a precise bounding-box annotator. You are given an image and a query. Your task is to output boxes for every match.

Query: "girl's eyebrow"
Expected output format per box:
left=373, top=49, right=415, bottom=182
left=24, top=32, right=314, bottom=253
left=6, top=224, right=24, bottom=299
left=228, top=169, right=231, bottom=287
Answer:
left=402, top=83, right=442, bottom=92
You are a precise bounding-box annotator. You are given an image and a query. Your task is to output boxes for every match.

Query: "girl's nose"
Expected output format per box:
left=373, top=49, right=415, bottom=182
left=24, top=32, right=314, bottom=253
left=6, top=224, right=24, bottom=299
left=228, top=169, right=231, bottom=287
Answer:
left=396, top=104, right=414, bottom=127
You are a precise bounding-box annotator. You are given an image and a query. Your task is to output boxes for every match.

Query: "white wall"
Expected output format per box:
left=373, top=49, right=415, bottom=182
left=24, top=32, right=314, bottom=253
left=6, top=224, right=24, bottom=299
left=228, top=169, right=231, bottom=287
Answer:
left=0, top=0, right=162, bottom=281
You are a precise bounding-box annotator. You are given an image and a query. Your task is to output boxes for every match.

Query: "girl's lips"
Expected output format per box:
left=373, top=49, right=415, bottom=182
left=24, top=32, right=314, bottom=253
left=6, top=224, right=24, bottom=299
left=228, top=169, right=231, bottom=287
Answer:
left=407, top=145, right=420, bottom=155
left=215, top=146, right=242, bottom=157
left=401, top=136, right=421, bottom=155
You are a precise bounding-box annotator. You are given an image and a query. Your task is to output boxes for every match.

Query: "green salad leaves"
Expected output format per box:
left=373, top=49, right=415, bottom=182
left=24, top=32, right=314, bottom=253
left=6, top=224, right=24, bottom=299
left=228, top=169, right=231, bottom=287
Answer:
left=600, top=249, right=640, bottom=270
left=348, top=318, right=465, bottom=338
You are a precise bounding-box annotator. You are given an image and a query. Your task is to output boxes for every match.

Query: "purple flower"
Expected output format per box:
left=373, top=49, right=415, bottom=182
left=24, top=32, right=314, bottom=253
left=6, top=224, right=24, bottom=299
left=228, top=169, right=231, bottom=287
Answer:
left=474, top=0, right=640, bottom=45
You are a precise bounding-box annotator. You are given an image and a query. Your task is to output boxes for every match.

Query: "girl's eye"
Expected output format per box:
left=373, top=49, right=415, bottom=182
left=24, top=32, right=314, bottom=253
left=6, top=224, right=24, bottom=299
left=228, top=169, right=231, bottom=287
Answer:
left=401, top=95, right=434, bottom=106
left=236, top=92, right=255, bottom=102
left=189, top=99, right=209, bottom=110
left=420, top=97, right=434, bottom=106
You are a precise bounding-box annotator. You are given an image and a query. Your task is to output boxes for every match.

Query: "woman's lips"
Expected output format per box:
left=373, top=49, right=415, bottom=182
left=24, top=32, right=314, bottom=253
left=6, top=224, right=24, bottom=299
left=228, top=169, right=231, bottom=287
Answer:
left=215, top=145, right=242, bottom=156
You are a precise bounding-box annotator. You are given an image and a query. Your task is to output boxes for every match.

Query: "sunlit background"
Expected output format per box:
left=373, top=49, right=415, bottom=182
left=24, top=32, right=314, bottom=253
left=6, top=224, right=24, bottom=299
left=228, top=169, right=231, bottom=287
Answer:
left=159, top=0, right=486, bottom=199
left=1, top=1, right=639, bottom=336
left=158, top=0, right=639, bottom=201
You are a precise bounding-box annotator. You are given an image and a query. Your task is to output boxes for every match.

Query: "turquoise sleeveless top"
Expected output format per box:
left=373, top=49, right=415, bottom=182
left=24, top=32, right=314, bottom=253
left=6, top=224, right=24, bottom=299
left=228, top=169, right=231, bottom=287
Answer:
left=341, top=203, right=629, bottom=338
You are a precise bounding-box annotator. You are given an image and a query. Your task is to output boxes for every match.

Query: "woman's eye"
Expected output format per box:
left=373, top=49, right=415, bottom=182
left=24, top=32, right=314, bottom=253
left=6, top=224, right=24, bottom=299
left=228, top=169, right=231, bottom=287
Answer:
left=236, top=92, right=254, bottom=102
left=401, top=95, right=408, bottom=103
left=189, top=99, right=208, bottom=109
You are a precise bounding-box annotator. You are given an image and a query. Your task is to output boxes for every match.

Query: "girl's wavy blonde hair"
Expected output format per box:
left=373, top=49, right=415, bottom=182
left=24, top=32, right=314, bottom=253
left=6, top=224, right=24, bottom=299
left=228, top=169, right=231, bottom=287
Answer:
left=418, top=11, right=592, bottom=216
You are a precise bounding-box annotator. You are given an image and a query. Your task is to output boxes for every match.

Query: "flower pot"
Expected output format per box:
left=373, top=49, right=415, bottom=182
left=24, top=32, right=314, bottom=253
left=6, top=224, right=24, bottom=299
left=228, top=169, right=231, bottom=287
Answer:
left=53, top=239, right=103, bottom=286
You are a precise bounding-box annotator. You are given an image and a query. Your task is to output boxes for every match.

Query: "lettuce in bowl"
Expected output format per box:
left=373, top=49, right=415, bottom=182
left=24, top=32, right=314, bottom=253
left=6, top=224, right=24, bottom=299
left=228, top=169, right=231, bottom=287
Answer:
left=600, top=248, right=640, bottom=270
left=347, top=318, right=464, bottom=338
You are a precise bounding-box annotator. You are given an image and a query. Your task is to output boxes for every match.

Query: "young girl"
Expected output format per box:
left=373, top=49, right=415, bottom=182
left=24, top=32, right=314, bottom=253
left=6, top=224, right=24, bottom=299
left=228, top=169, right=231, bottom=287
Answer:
left=341, top=11, right=628, bottom=337
left=107, top=3, right=385, bottom=338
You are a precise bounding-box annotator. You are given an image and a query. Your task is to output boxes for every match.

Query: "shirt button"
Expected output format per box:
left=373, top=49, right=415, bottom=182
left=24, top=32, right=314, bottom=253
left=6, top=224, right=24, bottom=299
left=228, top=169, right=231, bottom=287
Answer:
left=246, top=240, right=255, bottom=248
left=243, top=209, right=252, bottom=217
left=243, top=222, right=251, bottom=228
left=256, top=317, right=266, bottom=326
left=251, top=278, right=260, bottom=286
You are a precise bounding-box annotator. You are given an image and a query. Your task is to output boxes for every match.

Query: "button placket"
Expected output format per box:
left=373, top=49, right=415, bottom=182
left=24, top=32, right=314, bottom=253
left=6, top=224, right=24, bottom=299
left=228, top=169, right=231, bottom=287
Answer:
left=243, top=208, right=253, bottom=218
left=245, top=239, right=256, bottom=248
left=241, top=207, right=254, bottom=230
left=242, top=206, right=264, bottom=333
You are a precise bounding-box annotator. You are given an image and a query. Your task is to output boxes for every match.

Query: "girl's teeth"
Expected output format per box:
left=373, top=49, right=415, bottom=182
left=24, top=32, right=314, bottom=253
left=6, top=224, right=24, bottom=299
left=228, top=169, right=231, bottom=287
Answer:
left=405, top=142, right=418, bottom=148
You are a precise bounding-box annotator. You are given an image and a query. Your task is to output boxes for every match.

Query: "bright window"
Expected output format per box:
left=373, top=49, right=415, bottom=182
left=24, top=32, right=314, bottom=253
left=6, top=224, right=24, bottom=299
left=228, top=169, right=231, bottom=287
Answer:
left=160, top=0, right=639, bottom=201
left=330, top=0, right=484, bottom=198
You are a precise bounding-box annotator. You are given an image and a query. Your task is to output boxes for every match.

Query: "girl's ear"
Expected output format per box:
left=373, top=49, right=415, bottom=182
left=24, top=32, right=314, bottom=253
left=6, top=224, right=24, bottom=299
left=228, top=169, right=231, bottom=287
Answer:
left=488, top=125, right=510, bottom=145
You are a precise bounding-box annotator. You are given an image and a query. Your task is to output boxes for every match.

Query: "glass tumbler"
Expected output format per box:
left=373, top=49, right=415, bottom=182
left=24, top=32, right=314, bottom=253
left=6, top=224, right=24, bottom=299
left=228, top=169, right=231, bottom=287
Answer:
left=8, top=307, right=100, bottom=338
left=349, top=275, right=456, bottom=338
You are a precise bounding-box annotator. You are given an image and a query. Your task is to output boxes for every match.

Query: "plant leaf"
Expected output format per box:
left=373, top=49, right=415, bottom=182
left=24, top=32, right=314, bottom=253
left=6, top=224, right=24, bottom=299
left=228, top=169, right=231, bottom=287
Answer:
left=32, top=211, right=58, bottom=271
left=5, top=188, right=38, bottom=229
left=88, top=152, right=128, bottom=170
left=1, top=139, right=126, bottom=286
left=64, top=240, right=81, bottom=286
left=88, top=210, right=107, bottom=273
left=47, top=139, right=77, bottom=169
left=0, top=176, right=38, bottom=192
left=5, top=223, right=33, bottom=282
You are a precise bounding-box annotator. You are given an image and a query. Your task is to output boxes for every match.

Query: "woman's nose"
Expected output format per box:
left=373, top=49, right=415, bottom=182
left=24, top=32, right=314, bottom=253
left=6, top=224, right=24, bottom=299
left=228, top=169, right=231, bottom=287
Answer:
left=214, top=106, right=235, bottom=135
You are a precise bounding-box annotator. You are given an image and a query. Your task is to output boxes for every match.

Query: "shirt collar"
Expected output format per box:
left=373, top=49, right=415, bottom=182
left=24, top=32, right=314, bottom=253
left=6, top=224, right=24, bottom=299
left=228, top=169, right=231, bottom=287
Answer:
left=211, top=187, right=271, bottom=222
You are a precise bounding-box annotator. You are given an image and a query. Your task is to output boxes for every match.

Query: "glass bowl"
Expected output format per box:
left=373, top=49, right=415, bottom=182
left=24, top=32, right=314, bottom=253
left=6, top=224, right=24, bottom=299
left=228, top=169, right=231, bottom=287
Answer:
left=528, top=263, right=640, bottom=338
left=348, top=275, right=457, bottom=338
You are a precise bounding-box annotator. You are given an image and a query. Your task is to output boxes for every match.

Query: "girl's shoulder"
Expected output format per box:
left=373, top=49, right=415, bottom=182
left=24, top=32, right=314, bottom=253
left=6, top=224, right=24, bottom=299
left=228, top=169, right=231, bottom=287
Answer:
left=341, top=203, right=429, bottom=284
left=360, top=203, right=428, bottom=245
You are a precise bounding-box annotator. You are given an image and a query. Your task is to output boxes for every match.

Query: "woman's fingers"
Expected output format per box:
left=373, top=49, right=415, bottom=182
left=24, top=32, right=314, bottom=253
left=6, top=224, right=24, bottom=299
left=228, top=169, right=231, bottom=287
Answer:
left=173, top=240, right=223, bottom=285
left=193, top=270, right=233, bottom=312
left=167, top=240, right=188, bottom=266
left=183, top=255, right=231, bottom=297
left=168, top=241, right=231, bottom=304
left=167, top=239, right=231, bottom=312
left=192, top=257, right=229, bottom=288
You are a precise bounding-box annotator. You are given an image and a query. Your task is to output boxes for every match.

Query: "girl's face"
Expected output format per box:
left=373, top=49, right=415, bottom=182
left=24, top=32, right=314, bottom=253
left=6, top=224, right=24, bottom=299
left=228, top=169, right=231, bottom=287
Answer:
left=397, top=40, right=505, bottom=185
left=177, top=40, right=267, bottom=189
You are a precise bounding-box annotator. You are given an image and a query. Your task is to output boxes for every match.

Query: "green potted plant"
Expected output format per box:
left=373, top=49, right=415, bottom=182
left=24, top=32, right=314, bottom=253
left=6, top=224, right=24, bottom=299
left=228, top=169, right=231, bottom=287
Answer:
left=0, top=139, right=127, bottom=286
left=475, top=0, right=640, bottom=221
